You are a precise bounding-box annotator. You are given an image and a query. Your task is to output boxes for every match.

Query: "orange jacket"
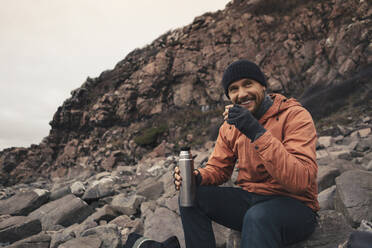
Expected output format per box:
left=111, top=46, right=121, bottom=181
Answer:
left=199, top=93, right=319, bottom=211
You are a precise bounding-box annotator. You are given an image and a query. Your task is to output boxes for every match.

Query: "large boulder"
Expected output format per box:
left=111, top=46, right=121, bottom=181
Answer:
left=0, top=216, right=42, bottom=244
left=0, top=189, right=49, bottom=216
left=110, top=193, right=145, bottom=216
left=28, top=194, right=93, bottom=230
left=6, top=233, right=51, bottom=248
left=335, top=170, right=372, bottom=227
left=136, top=177, right=164, bottom=200
left=289, top=210, right=353, bottom=248
left=144, top=207, right=184, bottom=247
left=82, top=177, right=115, bottom=202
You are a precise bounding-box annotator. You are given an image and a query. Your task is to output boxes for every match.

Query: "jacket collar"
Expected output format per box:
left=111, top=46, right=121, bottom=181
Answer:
left=258, top=93, right=302, bottom=123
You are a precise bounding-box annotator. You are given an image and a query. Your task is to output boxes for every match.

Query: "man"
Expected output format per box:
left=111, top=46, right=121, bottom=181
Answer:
left=174, top=59, right=319, bottom=248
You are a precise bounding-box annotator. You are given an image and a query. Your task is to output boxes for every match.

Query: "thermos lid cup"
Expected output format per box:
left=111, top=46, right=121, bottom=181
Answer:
left=180, top=146, right=191, bottom=152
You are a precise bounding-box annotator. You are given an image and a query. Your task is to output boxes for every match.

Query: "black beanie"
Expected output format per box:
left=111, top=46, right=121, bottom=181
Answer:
left=221, top=59, right=267, bottom=97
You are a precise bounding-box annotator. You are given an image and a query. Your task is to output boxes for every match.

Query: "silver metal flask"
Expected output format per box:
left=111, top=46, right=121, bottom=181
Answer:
left=178, top=147, right=196, bottom=207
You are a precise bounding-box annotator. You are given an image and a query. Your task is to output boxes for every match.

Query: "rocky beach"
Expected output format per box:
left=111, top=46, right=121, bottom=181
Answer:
left=0, top=0, right=371, bottom=247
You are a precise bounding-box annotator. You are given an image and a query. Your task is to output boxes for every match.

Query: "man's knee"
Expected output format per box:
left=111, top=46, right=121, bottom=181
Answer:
left=243, top=204, right=273, bottom=228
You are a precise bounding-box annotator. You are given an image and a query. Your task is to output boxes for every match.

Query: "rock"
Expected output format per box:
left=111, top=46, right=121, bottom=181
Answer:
left=136, top=177, right=164, bottom=200
left=0, top=216, right=42, bottom=244
left=81, top=224, right=122, bottom=248
left=144, top=207, right=184, bottom=247
left=317, top=166, right=340, bottom=192
left=351, top=128, right=371, bottom=138
left=110, top=193, right=145, bottom=216
left=60, top=219, right=97, bottom=239
left=28, top=194, right=93, bottom=230
left=6, top=233, right=51, bottom=248
left=58, top=236, right=102, bottom=248
left=335, top=170, right=372, bottom=227
left=358, top=219, right=372, bottom=233
left=70, top=181, right=86, bottom=196
left=109, top=215, right=131, bottom=229
left=318, top=185, right=336, bottom=210
left=326, top=158, right=356, bottom=173
left=361, top=160, right=372, bottom=171
left=316, top=150, right=329, bottom=160
left=82, top=178, right=115, bottom=202
left=85, top=205, right=121, bottom=224
left=342, top=230, right=372, bottom=248
left=226, top=229, right=241, bottom=248
left=288, top=210, right=352, bottom=247
left=0, top=189, right=49, bottom=216
left=49, top=185, right=71, bottom=201
left=212, top=222, right=230, bottom=248
left=49, top=227, right=76, bottom=248
left=327, top=145, right=351, bottom=160
left=318, top=136, right=332, bottom=148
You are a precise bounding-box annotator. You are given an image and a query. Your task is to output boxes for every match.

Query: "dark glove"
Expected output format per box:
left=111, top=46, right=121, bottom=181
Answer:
left=227, top=105, right=266, bottom=141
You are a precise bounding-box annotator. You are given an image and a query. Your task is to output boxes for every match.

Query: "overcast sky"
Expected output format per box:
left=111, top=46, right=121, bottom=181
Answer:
left=0, top=0, right=229, bottom=150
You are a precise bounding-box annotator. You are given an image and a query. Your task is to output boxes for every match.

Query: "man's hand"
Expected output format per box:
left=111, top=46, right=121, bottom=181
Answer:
left=223, top=104, right=234, bottom=120
left=226, top=105, right=266, bottom=141
left=174, top=166, right=200, bottom=191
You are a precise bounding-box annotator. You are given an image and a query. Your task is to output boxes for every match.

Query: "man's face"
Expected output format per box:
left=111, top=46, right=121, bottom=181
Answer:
left=227, top=78, right=266, bottom=114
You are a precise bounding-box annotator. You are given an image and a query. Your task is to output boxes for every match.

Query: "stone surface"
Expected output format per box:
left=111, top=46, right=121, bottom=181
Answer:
left=110, top=193, right=145, bottom=216
left=136, top=178, right=164, bottom=200
left=144, top=207, right=184, bottom=247
left=0, top=216, right=42, bottom=244
left=318, top=136, right=332, bottom=148
left=82, top=178, right=115, bottom=202
left=70, top=181, right=86, bottom=196
left=58, top=236, right=102, bottom=248
left=6, top=233, right=51, bottom=248
left=288, top=210, right=353, bottom=248
left=85, top=205, right=121, bottom=224
left=81, top=224, right=122, bottom=248
left=318, top=185, right=336, bottom=210
left=317, top=166, right=340, bottom=192
left=28, top=194, right=93, bottom=230
left=0, top=189, right=49, bottom=216
left=49, top=185, right=71, bottom=201
left=335, top=170, right=372, bottom=227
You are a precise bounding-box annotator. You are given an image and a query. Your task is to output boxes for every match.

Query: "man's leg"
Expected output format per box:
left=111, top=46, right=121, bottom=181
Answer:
left=179, top=186, right=254, bottom=248
left=241, top=196, right=317, bottom=248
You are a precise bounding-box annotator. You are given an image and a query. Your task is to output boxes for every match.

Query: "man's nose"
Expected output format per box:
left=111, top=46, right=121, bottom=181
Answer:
left=237, top=87, right=248, bottom=99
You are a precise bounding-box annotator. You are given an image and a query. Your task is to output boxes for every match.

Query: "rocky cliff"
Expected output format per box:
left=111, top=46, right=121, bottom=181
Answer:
left=0, top=0, right=371, bottom=247
left=0, top=0, right=371, bottom=186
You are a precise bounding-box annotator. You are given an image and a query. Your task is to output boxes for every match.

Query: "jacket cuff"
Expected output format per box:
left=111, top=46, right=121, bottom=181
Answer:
left=194, top=169, right=203, bottom=186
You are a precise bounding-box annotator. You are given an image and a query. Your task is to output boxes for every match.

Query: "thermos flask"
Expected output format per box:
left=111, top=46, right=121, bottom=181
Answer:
left=178, top=147, right=196, bottom=207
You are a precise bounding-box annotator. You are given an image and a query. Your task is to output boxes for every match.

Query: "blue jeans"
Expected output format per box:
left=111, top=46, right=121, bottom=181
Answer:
left=180, top=186, right=317, bottom=248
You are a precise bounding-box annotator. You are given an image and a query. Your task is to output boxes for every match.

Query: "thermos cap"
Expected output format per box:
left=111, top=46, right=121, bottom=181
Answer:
left=180, top=146, right=191, bottom=152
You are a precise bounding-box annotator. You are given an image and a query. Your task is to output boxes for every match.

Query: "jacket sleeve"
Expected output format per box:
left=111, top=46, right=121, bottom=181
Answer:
left=198, top=125, right=236, bottom=185
left=253, top=107, right=318, bottom=194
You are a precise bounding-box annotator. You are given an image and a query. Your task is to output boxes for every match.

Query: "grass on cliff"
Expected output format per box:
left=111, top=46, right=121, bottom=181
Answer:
left=133, top=104, right=224, bottom=150
left=133, top=124, right=168, bottom=146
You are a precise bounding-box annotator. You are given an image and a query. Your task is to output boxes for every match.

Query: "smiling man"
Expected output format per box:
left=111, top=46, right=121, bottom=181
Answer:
left=174, top=59, right=319, bottom=247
